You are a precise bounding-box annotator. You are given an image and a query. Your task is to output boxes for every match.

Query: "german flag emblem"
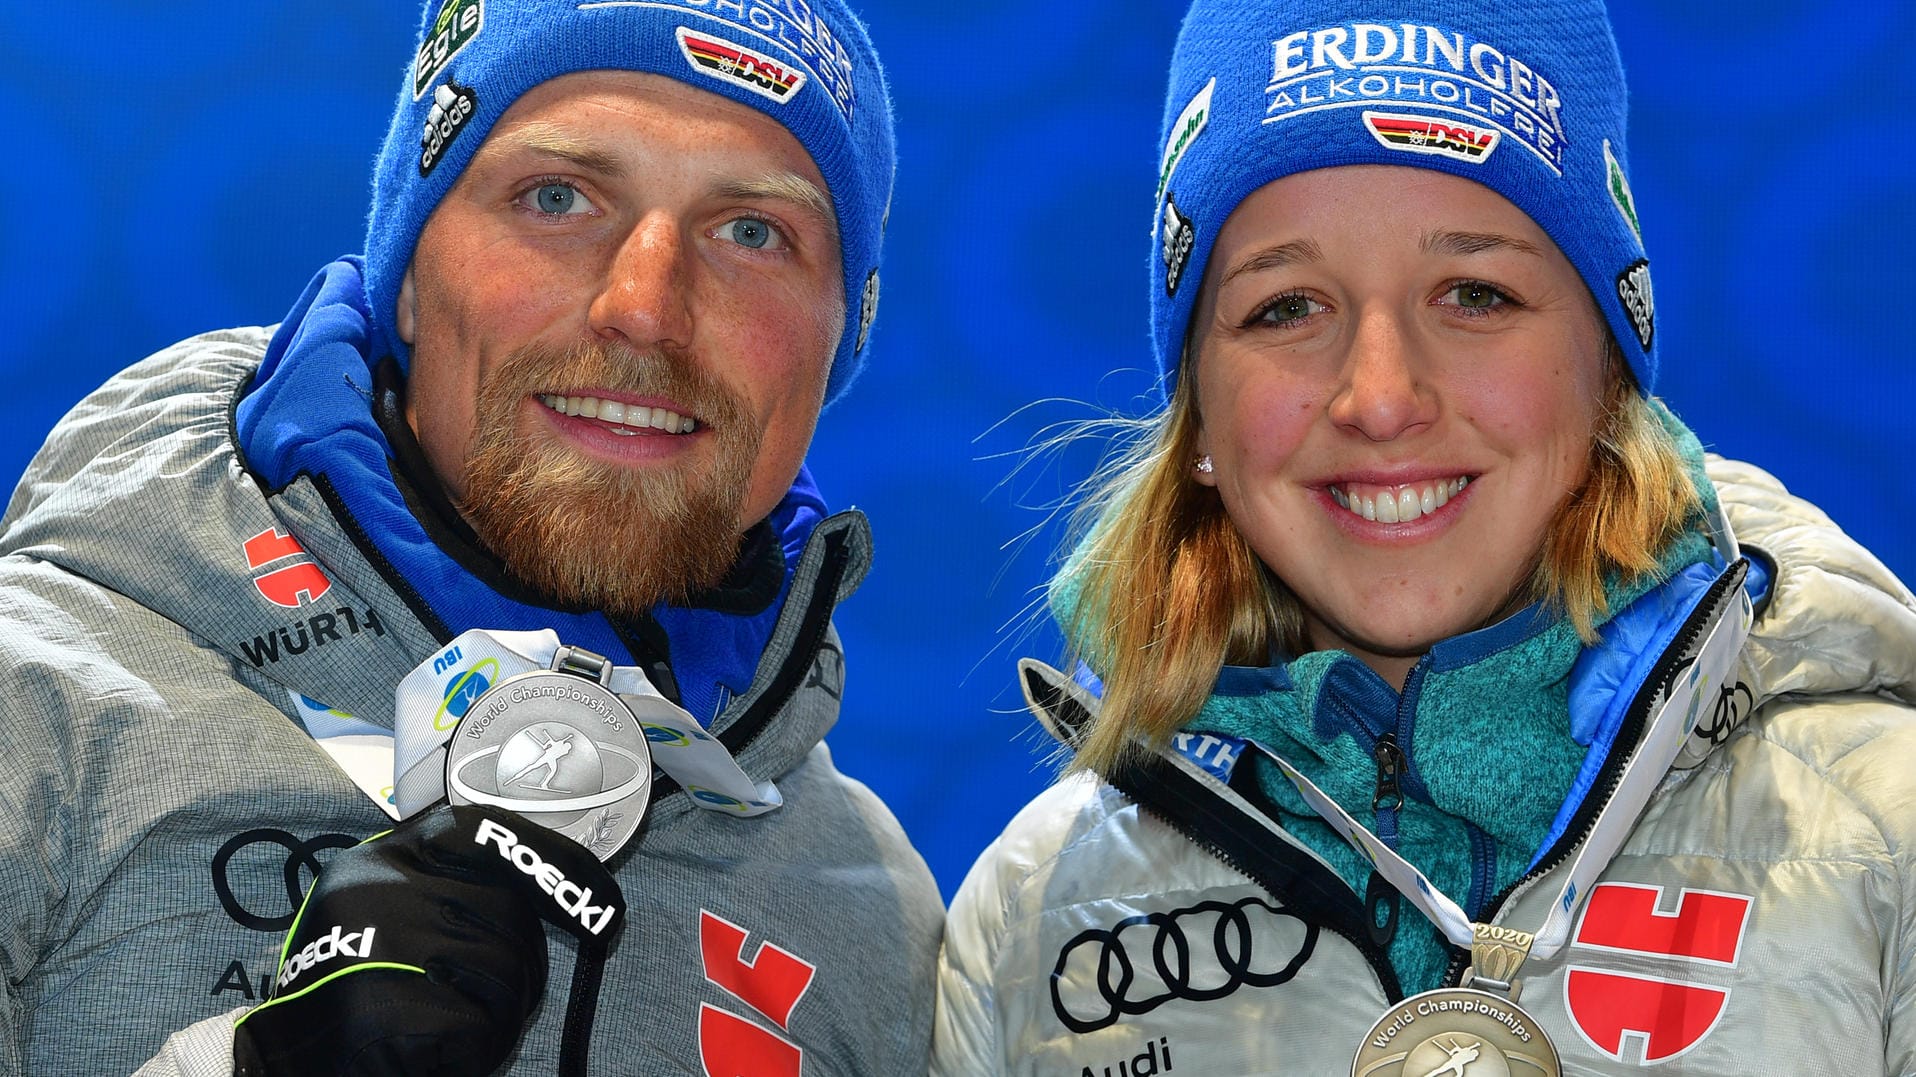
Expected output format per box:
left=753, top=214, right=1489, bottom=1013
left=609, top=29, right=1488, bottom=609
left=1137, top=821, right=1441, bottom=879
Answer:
left=675, top=27, right=806, bottom=105
left=1362, top=111, right=1500, bottom=165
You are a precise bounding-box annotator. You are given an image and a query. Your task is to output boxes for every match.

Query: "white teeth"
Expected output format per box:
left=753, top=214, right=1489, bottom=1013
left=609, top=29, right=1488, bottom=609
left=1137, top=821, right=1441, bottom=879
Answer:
left=1332, top=476, right=1470, bottom=524
left=539, top=393, right=697, bottom=434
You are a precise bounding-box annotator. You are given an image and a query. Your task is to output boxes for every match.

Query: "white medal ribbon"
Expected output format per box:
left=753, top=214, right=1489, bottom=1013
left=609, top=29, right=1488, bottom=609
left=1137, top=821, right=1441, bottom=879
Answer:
left=1258, top=576, right=1750, bottom=965
left=393, top=628, right=782, bottom=821
left=289, top=692, right=401, bottom=820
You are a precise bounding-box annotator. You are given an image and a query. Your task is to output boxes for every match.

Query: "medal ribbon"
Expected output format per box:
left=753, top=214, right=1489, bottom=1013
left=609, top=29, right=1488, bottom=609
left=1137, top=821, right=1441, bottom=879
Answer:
left=1254, top=566, right=1750, bottom=978
left=392, top=628, right=783, bottom=821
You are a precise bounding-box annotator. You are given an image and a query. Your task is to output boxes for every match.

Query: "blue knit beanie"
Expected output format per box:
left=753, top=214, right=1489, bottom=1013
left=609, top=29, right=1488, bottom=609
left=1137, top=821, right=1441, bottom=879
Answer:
left=364, top=0, right=894, bottom=407
left=1151, top=0, right=1655, bottom=397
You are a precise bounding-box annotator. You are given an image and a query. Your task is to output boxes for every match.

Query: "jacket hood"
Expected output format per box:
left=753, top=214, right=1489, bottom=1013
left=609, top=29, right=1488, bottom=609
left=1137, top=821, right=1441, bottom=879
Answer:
left=0, top=330, right=422, bottom=718
left=1710, top=456, right=1916, bottom=710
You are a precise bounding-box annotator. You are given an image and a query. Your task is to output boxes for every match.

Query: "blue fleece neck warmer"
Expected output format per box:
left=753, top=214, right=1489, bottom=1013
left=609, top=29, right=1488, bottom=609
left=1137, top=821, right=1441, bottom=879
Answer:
left=364, top=0, right=895, bottom=407
left=236, top=258, right=823, bottom=725
left=1150, top=0, right=1656, bottom=396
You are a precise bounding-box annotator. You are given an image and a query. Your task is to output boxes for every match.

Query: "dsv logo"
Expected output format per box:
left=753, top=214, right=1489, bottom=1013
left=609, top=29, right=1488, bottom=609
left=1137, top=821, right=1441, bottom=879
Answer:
left=212, top=828, right=358, bottom=931
left=1050, top=896, right=1318, bottom=1033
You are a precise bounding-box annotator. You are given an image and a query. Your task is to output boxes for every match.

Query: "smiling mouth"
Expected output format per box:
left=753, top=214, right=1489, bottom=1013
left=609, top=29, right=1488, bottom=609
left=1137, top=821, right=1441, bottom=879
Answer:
left=1330, top=476, right=1471, bottom=523
left=538, top=392, right=699, bottom=436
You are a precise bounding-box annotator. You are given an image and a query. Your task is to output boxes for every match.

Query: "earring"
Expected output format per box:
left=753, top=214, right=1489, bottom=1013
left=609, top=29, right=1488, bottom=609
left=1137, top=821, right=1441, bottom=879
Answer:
left=1194, top=454, right=1214, bottom=474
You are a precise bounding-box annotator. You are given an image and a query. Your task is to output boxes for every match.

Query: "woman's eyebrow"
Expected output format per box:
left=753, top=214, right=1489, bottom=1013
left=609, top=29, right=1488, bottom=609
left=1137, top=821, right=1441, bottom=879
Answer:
left=1220, top=238, right=1325, bottom=287
left=1421, top=229, right=1546, bottom=257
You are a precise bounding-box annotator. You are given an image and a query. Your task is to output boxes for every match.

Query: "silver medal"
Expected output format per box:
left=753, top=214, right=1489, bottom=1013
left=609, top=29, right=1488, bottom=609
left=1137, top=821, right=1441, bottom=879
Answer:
left=445, top=645, right=652, bottom=859
left=1352, top=987, right=1561, bottom=1077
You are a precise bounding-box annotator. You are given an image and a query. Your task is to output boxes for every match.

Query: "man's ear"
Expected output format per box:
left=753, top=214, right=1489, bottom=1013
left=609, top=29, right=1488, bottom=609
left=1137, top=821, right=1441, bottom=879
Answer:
left=396, top=265, right=417, bottom=346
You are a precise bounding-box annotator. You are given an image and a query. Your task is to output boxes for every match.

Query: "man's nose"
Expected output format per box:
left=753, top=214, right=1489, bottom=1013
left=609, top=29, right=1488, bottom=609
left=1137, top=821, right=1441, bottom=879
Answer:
left=588, top=212, right=693, bottom=351
left=1326, top=309, right=1437, bottom=442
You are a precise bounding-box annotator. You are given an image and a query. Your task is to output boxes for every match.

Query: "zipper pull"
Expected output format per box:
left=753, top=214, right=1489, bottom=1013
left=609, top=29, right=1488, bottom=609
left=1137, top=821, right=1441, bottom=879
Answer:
left=1366, top=734, right=1406, bottom=948
left=1365, top=870, right=1399, bottom=948
left=1372, top=735, right=1405, bottom=815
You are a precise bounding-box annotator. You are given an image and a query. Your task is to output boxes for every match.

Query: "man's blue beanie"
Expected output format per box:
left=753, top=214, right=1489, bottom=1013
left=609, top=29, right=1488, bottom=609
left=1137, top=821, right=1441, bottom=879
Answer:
left=364, top=0, right=894, bottom=407
left=1150, top=0, right=1656, bottom=397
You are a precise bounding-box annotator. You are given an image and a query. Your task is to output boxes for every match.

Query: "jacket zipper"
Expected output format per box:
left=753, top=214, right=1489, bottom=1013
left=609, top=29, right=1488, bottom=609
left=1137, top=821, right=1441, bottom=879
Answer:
left=1439, top=562, right=1745, bottom=985
left=1365, top=734, right=1405, bottom=947
left=1117, top=761, right=1406, bottom=1002
left=646, top=528, right=851, bottom=804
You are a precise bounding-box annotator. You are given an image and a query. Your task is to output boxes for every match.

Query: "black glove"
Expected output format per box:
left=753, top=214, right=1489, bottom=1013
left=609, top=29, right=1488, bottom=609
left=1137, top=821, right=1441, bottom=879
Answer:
left=233, top=803, right=626, bottom=1077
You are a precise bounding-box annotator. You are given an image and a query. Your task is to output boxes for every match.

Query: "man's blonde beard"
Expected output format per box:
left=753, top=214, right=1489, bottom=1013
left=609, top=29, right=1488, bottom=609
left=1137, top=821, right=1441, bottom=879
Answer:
left=457, top=340, right=761, bottom=617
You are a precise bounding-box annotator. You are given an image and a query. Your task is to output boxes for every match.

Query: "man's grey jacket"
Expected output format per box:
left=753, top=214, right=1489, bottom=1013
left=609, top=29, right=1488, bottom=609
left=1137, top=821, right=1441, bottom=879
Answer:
left=0, top=328, right=943, bottom=1075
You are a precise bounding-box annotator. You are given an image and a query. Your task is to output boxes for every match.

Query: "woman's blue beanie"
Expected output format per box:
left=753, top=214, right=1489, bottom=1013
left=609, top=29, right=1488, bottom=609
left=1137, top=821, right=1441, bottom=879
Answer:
left=1151, top=0, right=1655, bottom=397
left=364, top=0, right=894, bottom=407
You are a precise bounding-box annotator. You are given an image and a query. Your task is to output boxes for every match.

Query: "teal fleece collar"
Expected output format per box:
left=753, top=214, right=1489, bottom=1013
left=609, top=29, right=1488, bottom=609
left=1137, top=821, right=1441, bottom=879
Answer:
left=1190, top=404, right=1715, bottom=993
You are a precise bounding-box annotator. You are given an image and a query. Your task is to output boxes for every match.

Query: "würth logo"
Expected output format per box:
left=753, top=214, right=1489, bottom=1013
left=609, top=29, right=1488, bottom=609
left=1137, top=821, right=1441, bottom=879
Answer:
left=698, top=909, right=816, bottom=1077
left=1563, top=882, right=1752, bottom=1066
left=244, top=528, right=332, bottom=608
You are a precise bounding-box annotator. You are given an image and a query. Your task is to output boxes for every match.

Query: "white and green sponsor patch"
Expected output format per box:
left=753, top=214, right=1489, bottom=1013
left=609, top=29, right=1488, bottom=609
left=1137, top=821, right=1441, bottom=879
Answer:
left=1153, top=77, right=1214, bottom=239
left=1604, top=139, right=1642, bottom=245
left=414, top=0, right=485, bottom=100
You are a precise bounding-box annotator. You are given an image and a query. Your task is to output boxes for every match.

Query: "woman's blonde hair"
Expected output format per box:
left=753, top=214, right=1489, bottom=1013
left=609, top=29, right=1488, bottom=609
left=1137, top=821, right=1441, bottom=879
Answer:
left=1057, top=337, right=1699, bottom=777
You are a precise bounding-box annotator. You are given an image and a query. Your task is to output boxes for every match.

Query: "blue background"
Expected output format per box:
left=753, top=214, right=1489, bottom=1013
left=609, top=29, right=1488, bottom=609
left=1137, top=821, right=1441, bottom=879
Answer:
left=2, top=3, right=1910, bottom=900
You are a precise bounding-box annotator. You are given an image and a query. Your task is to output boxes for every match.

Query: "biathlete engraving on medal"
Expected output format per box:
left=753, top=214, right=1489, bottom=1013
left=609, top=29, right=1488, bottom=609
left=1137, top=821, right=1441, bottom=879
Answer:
left=1352, top=987, right=1561, bottom=1077
left=446, top=645, right=653, bottom=859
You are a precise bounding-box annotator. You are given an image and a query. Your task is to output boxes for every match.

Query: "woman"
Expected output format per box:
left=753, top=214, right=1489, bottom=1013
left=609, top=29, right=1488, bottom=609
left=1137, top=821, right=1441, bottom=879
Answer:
left=935, top=1, right=1916, bottom=1074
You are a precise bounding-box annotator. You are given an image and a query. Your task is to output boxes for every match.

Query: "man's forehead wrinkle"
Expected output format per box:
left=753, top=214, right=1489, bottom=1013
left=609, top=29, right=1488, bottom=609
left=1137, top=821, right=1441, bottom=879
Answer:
left=476, top=120, right=627, bottom=178
left=470, top=123, right=831, bottom=231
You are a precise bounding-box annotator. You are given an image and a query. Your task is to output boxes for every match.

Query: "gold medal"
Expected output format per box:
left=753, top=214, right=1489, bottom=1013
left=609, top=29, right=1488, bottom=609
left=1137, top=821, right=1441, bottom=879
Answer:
left=1351, top=987, right=1561, bottom=1077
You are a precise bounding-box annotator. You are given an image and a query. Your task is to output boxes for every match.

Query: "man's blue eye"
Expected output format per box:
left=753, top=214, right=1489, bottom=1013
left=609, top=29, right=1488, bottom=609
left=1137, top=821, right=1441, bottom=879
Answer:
left=535, top=184, right=578, bottom=214
left=727, top=218, right=774, bottom=249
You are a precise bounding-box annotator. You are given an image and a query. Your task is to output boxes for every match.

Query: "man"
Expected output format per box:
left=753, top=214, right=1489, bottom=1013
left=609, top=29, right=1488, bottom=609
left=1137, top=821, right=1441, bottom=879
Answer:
left=0, top=1, right=940, bottom=1073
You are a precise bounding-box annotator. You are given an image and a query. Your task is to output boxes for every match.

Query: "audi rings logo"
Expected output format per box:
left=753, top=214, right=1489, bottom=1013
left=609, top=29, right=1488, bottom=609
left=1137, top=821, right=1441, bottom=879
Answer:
left=1050, top=896, right=1318, bottom=1033
left=212, top=828, right=358, bottom=931
left=1691, top=679, right=1754, bottom=748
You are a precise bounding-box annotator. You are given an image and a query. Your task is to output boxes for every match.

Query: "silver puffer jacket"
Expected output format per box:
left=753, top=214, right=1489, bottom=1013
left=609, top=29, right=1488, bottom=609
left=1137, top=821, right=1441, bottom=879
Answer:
left=935, top=459, right=1916, bottom=1076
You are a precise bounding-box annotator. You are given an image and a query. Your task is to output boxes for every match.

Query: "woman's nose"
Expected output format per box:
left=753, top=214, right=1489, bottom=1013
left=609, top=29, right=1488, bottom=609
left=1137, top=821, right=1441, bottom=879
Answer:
left=1327, top=310, right=1437, bottom=441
